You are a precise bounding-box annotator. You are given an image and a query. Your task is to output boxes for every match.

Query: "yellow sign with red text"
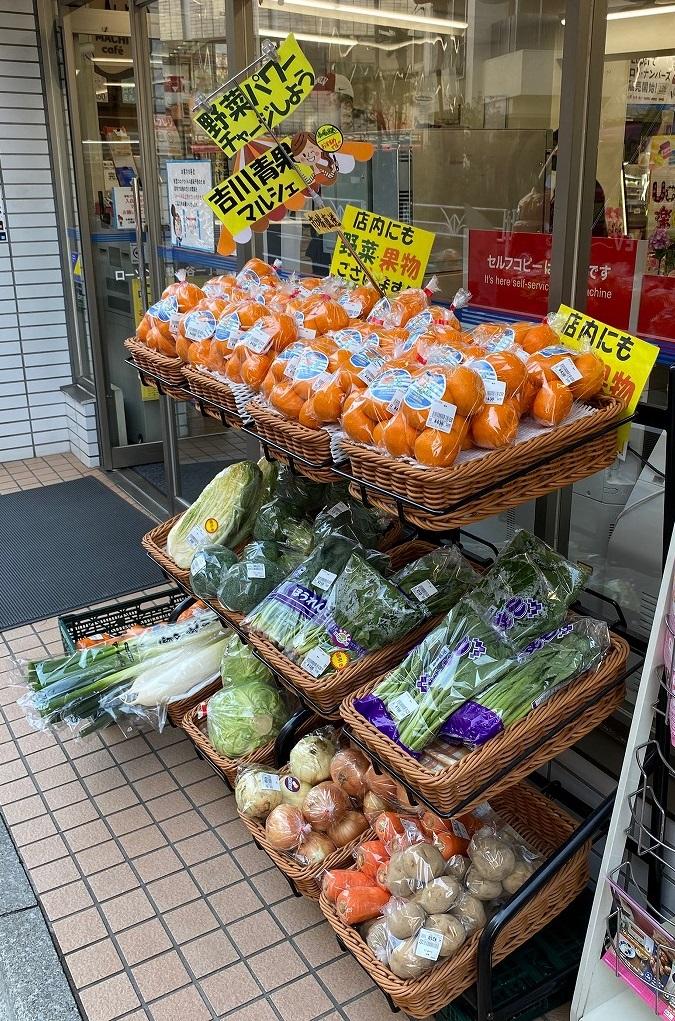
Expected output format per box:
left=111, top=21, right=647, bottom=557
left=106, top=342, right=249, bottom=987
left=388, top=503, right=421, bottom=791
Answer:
left=330, top=205, right=435, bottom=294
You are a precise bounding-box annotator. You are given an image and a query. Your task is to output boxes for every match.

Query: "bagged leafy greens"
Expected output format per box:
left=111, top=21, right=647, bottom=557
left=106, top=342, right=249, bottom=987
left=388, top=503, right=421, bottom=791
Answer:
left=274, top=467, right=332, bottom=516
left=354, top=530, right=592, bottom=755
left=243, top=535, right=390, bottom=652
left=355, top=605, right=514, bottom=754
left=439, top=618, right=610, bottom=746
left=240, top=540, right=305, bottom=576
left=220, top=632, right=273, bottom=687
left=253, top=499, right=314, bottom=553
left=284, top=551, right=427, bottom=677
left=391, top=546, right=478, bottom=615
left=467, top=530, right=590, bottom=651
left=312, top=499, right=390, bottom=551
left=189, top=545, right=238, bottom=599
left=218, top=559, right=287, bottom=614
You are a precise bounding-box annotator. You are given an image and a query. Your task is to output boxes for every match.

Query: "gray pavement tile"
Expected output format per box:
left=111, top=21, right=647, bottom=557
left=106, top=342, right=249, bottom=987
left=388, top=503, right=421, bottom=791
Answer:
left=0, top=817, right=35, bottom=915
left=0, top=907, right=81, bottom=1021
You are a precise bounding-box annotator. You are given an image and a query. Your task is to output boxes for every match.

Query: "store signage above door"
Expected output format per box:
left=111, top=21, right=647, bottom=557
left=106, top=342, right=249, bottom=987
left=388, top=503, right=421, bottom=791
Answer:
left=192, top=34, right=314, bottom=159
left=330, top=205, right=435, bottom=294
left=467, top=230, right=638, bottom=330
left=203, top=139, right=313, bottom=237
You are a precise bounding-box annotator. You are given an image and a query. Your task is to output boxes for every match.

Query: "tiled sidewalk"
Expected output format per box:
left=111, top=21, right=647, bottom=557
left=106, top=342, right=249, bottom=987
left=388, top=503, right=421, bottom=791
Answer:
left=0, top=454, right=571, bottom=1021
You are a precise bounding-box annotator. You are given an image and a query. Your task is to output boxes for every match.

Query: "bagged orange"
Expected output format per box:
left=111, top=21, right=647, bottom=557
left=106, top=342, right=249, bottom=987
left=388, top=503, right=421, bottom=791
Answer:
left=400, top=365, right=483, bottom=431
left=202, top=274, right=237, bottom=298
left=342, top=365, right=417, bottom=437
left=268, top=344, right=334, bottom=420
left=570, top=351, right=604, bottom=400
left=236, top=257, right=280, bottom=287
left=175, top=298, right=228, bottom=362
left=161, top=270, right=205, bottom=312
left=337, top=284, right=380, bottom=320
left=288, top=293, right=350, bottom=336
left=307, top=368, right=353, bottom=424
left=145, top=327, right=176, bottom=357
left=471, top=402, right=520, bottom=448
left=520, top=319, right=560, bottom=354
left=329, top=348, right=385, bottom=390
left=532, top=380, right=573, bottom=426
left=413, top=427, right=462, bottom=467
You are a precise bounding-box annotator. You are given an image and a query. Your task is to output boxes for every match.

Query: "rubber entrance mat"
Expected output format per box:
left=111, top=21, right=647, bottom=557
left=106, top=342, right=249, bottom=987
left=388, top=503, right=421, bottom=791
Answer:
left=0, top=477, right=164, bottom=630
left=132, top=459, right=234, bottom=503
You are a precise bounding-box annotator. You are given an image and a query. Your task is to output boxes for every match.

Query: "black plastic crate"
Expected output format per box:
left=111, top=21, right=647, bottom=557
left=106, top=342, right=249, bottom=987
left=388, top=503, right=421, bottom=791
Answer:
left=59, top=588, right=190, bottom=654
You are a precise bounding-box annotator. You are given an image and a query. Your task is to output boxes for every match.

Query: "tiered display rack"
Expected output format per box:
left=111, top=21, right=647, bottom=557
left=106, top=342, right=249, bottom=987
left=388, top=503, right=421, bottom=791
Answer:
left=105, top=342, right=669, bottom=1020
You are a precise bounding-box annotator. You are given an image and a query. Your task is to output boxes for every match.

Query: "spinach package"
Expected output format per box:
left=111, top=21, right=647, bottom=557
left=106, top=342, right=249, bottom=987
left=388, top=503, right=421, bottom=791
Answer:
left=312, top=499, right=391, bottom=550
left=273, top=467, right=332, bottom=517
left=392, top=546, right=478, bottom=615
left=439, top=617, right=610, bottom=746
left=354, top=605, right=514, bottom=754
left=243, top=535, right=390, bottom=651
left=285, top=552, right=428, bottom=678
left=253, top=499, right=315, bottom=553
left=467, top=530, right=590, bottom=651
left=218, top=559, right=287, bottom=614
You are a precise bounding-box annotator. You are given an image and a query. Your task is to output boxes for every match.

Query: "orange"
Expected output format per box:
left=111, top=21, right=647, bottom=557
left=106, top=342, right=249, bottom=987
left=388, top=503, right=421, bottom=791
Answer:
left=238, top=257, right=278, bottom=281
left=414, top=428, right=461, bottom=467
left=234, top=301, right=268, bottom=330
left=452, top=415, right=472, bottom=450
left=430, top=307, right=460, bottom=329
left=241, top=352, right=273, bottom=389
left=136, top=315, right=151, bottom=342
left=532, top=381, right=573, bottom=427
left=175, top=334, right=192, bottom=363
left=299, top=399, right=322, bottom=430
left=516, top=375, right=538, bottom=416
left=521, top=321, right=559, bottom=354
left=162, top=280, right=205, bottom=313
left=570, top=352, right=604, bottom=401
left=447, top=365, right=485, bottom=418
left=510, top=321, right=534, bottom=345
left=471, top=402, right=520, bottom=448
left=312, top=372, right=350, bottom=422
left=261, top=370, right=276, bottom=399
left=485, top=350, right=527, bottom=398
left=382, top=412, right=419, bottom=458
left=225, top=349, right=244, bottom=381
left=372, top=421, right=387, bottom=448
left=526, top=352, right=563, bottom=387
left=266, top=313, right=297, bottom=352
left=146, top=328, right=176, bottom=357
left=206, top=342, right=227, bottom=374
left=187, top=338, right=211, bottom=366
left=270, top=384, right=304, bottom=420
left=342, top=405, right=376, bottom=444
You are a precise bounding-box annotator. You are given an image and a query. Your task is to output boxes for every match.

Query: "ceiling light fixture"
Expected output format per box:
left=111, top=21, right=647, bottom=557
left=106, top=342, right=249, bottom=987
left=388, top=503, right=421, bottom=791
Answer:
left=259, top=0, right=467, bottom=33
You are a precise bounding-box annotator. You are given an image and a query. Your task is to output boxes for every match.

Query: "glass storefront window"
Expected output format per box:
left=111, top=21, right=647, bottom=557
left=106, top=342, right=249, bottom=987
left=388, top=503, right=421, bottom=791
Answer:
left=252, top=0, right=564, bottom=312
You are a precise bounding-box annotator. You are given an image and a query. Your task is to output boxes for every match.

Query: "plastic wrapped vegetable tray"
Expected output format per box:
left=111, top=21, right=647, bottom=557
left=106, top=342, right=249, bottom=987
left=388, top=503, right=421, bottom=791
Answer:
left=340, top=631, right=628, bottom=816
left=318, top=781, right=589, bottom=1017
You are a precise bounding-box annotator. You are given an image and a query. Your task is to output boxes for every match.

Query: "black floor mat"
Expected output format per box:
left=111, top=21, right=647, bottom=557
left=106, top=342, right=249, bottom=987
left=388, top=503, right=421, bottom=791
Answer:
left=0, top=477, right=164, bottom=631
left=132, top=460, right=234, bottom=503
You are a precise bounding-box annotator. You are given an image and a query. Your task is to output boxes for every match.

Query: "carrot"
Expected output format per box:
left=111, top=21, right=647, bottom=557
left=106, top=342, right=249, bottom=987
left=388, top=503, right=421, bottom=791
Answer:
left=421, top=810, right=451, bottom=835
left=322, top=869, right=374, bottom=903
left=374, top=812, right=404, bottom=846
left=177, top=600, right=208, bottom=622
left=336, top=886, right=390, bottom=925
left=355, top=839, right=388, bottom=878
left=433, top=831, right=469, bottom=859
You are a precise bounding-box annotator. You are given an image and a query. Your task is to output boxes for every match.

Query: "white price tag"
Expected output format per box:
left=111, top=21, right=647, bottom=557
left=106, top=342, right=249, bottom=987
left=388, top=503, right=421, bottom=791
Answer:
left=186, top=525, right=207, bottom=550
left=552, top=357, right=582, bottom=385
left=313, top=569, right=337, bottom=591
left=259, top=772, right=281, bottom=791
left=301, top=647, right=331, bottom=677
left=410, top=579, right=439, bottom=602
left=245, top=324, right=273, bottom=354
left=327, top=502, right=349, bottom=519
left=386, top=389, right=405, bottom=414
left=415, top=928, right=444, bottom=961
left=246, top=562, right=266, bottom=579
left=426, top=399, right=457, bottom=433
left=284, top=357, right=300, bottom=378
left=196, top=701, right=209, bottom=722
left=484, top=380, right=507, bottom=406
left=358, top=362, right=382, bottom=385
left=298, top=326, right=317, bottom=340
left=388, top=691, right=418, bottom=721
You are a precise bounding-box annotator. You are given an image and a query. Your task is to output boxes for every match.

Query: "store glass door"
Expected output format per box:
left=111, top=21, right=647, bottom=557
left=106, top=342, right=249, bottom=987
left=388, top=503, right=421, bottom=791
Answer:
left=61, top=3, right=168, bottom=488
left=131, top=0, right=259, bottom=507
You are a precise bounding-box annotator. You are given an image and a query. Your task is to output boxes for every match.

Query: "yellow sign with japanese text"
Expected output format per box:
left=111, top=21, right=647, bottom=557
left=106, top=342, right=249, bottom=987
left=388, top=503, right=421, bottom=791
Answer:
left=192, top=35, right=314, bottom=159
left=307, top=207, right=341, bottom=235
left=329, top=205, right=435, bottom=294
left=557, top=304, right=658, bottom=443
left=204, top=140, right=313, bottom=237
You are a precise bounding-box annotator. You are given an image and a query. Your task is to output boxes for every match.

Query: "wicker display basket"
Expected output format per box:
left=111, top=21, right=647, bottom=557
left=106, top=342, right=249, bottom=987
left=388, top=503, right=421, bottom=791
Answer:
left=181, top=366, right=251, bottom=428
left=124, top=337, right=190, bottom=401
left=340, top=632, right=629, bottom=817
left=243, top=539, right=453, bottom=716
left=166, top=679, right=221, bottom=729
left=343, top=395, right=625, bottom=531
left=247, top=396, right=338, bottom=483
left=142, top=512, right=406, bottom=593
left=319, top=781, right=589, bottom=1017
left=239, top=770, right=376, bottom=900
left=182, top=704, right=321, bottom=786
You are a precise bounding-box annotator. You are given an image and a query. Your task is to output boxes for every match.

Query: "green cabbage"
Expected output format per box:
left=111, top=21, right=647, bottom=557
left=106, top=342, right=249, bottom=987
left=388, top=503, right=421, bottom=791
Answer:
left=217, top=560, right=287, bottom=614
left=220, top=633, right=273, bottom=687
left=206, top=679, right=289, bottom=758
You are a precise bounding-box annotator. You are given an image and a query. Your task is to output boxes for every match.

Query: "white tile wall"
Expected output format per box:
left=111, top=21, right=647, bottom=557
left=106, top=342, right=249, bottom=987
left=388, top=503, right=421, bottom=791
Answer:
left=0, top=3, right=98, bottom=467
